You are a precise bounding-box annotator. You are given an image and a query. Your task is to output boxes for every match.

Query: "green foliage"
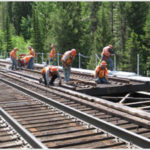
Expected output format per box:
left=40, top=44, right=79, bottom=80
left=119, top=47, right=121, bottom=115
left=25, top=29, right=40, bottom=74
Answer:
left=31, top=4, right=43, bottom=53
left=0, top=29, right=5, bottom=51
left=10, top=2, right=32, bottom=35
left=4, top=12, right=12, bottom=52
left=125, top=31, right=141, bottom=73
left=126, top=2, right=149, bottom=35
left=87, top=49, right=97, bottom=70
left=21, top=16, right=32, bottom=40
left=87, top=3, right=111, bottom=70
left=0, top=2, right=150, bottom=76
left=11, top=35, right=31, bottom=55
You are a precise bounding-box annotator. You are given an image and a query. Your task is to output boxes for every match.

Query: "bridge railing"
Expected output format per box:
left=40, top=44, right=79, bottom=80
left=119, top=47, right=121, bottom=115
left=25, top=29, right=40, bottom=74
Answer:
left=0, top=51, right=140, bottom=75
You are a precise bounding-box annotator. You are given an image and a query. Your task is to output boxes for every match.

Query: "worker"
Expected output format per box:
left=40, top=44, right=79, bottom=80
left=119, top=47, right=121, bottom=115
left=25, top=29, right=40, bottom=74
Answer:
left=61, top=49, right=76, bottom=83
left=39, top=65, right=61, bottom=86
left=18, top=55, right=34, bottom=69
left=10, top=48, right=18, bottom=70
left=28, top=46, right=36, bottom=58
left=49, top=44, right=56, bottom=65
left=28, top=46, right=36, bottom=68
left=94, top=61, right=108, bottom=84
left=101, top=45, right=115, bottom=71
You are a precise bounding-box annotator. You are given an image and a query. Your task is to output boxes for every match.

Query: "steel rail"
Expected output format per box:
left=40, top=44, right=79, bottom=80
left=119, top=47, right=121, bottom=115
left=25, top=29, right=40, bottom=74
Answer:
left=8, top=69, right=96, bottom=87
left=1, top=78, right=150, bottom=148
left=8, top=70, right=39, bottom=81
left=1, top=60, right=149, bottom=84
left=22, top=67, right=130, bottom=84
left=1, top=71, right=150, bottom=126
left=0, top=107, right=47, bottom=149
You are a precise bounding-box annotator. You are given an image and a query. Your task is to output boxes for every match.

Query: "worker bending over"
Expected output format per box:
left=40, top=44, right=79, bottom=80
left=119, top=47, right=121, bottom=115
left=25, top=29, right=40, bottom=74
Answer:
left=40, top=65, right=61, bottom=86
left=101, top=45, right=115, bottom=71
left=18, top=55, right=34, bottom=69
left=10, top=48, right=18, bottom=70
left=94, top=61, right=108, bottom=84
left=28, top=46, right=36, bottom=69
left=49, top=44, right=56, bottom=65
left=61, top=49, right=76, bottom=83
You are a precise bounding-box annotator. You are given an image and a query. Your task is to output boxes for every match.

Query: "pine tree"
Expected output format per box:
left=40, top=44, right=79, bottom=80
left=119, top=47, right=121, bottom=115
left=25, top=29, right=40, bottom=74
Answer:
left=5, top=12, right=12, bottom=53
left=31, top=3, right=43, bottom=63
left=87, top=3, right=111, bottom=69
left=11, top=2, right=32, bottom=35
left=125, top=31, right=140, bottom=73
left=51, top=2, right=83, bottom=67
left=126, top=2, right=148, bottom=35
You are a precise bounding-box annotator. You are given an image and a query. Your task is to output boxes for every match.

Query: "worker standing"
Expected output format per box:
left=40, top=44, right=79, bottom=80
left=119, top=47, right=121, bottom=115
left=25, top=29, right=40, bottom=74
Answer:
left=61, top=49, right=76, bottom=83
left=101, top=45, right=115, bottom=71
left=49, top=44, right=56, bottom=65
left=40, top=65, right=61, bottom=86
left=18, top=55, right=34, bottom=69
left=28, top=46, right=36, bottom=69
left=94, top=61, right=108, bottom=84
left=10, top=48, right=18, bottom=70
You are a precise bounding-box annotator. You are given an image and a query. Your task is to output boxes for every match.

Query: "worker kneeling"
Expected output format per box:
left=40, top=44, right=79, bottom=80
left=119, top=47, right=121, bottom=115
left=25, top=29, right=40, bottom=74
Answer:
left=94, top=61, right=108, bottom=84
left=40, top=66, right=61, bottom=86
left=18, top=55, right=34, bottom=69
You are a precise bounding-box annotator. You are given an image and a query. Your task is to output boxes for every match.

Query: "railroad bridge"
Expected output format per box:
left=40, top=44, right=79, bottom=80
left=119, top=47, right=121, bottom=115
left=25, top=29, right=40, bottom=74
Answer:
left=0, top=59, right=150, bottom=149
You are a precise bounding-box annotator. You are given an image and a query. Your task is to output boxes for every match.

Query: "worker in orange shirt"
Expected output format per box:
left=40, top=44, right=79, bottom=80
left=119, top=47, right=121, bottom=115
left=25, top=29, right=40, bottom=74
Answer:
left=49, top=44, right=56, bottom=65
left=10, top=48, right=18, bottom=70
left=28, top=46, right=36, bottom=69
left=39, top=65, right=61, bottom=86
left=61, top=49, right=76, bottom=83
left=94, top=61, right=109, bottom=84
left=18, top=55, right=34, bottom=69
left=101, top=45, right=115, bottom=71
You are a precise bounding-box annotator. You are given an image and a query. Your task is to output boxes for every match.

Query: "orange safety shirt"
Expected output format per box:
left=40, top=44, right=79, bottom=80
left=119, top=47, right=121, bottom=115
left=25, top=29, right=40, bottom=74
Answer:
left=41, top=66, right=58, bottom=76
left=95, top=66, right=108, bottom=78
left=61, top=51, right=73, bottom=65
left=49, top=49, right=56, bottom=59
left=22, top=55, right=33, bottom=65
left=101, top=46, right=111, bottom=58
left=29, top=49, right=36, bottom=58
left=10, top=50, right=17, bottom=59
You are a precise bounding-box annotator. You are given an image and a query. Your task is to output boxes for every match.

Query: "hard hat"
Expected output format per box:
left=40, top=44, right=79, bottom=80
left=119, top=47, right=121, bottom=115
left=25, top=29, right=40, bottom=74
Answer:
left=71, top=49, right=76, bottom=56
left=101, top=61, right=107, bottom=66
left=28, top=46, right=32, bottom=50
left=109, top=45, right=113, bottom=49
left=51, top=44, right=54, bottom=48
left=14, top=48, right=18, bottom=51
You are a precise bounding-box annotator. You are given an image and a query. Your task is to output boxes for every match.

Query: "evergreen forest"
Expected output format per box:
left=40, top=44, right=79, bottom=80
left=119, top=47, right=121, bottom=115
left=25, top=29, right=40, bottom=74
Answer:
left=0, top=2, right=150, bottom=76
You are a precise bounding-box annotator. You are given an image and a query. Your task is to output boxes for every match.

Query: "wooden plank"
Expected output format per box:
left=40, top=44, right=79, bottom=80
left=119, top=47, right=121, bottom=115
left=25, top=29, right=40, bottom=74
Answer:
left=78, top=83, right=150, bottom=96
left=138, top=106, right=150, bottom=110
left=119, top=93, right=131, bottom=104
left=125, top=100, right=150, bottom=106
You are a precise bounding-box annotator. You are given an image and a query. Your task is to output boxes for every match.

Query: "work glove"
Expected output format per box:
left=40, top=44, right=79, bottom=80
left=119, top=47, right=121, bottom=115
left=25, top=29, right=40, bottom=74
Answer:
left=59, top=81, right=62, bottom=86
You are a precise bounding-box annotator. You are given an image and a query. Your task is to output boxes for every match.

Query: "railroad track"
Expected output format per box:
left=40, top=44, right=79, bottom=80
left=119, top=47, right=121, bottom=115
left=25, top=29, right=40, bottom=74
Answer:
left=1, top=62, right=150, bottom=112
left=0, top=61, right=133, bottom=88
left=0, top=115, right=31, bottom=149
left=0, top=80, right=127, bottom=149
left=0, top=70, right=150, bottom=148
left=1, top=60, right=150, bottom=112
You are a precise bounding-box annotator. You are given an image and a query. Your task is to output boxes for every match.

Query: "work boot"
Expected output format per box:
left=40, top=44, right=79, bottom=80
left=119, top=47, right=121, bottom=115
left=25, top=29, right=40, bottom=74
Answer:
left=49, top=83, right=54, bottom=86
left=39, top=78, right=42, bottom=84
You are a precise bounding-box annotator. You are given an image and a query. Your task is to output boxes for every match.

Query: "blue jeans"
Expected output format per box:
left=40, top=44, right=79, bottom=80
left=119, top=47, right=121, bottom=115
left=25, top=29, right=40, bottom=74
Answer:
left=11, top=57, right=17, bottom=70
left=102, top=56, right=114, bottom=71
left=50, top=58, right=56, bottom=65
left=63, top=66, right=71, bottom=82
left=96, top=77, right=107, bottom=84
left=27, top=57, right=34, bottom=69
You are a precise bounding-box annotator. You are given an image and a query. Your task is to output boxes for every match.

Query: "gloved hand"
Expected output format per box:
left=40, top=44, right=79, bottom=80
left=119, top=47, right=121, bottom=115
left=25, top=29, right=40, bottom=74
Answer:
left=59, top=81, right=62, bottom=86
